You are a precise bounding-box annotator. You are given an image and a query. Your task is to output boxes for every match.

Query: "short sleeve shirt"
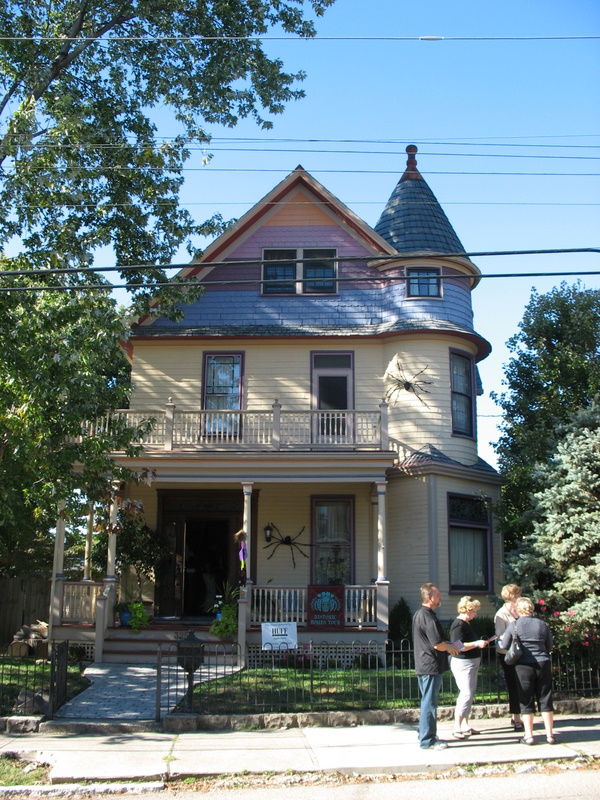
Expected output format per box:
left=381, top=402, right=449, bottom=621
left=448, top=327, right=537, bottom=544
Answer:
left=412, top=605, right=448, bottom=675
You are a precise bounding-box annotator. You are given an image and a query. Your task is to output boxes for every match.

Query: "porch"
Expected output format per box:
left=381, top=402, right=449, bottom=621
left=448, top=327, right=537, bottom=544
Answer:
left=52, top=581, right=388, bottom=663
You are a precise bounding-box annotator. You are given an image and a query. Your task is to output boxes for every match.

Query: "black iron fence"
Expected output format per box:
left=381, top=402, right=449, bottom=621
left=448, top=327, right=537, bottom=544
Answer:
left=158, top=639, right=600, bottom=718
left=0, top=641, right=70, bottom=718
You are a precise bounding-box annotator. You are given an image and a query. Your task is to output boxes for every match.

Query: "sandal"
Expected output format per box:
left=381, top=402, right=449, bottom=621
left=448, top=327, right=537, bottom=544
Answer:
left=466, top=728, right=480, bottom=735
left=511, top=720, right=524, bottom=731
left=452, top=731, right=469, bottom=739
left=546, top=735, right=556, bottom=744
left=520, top=736, right=535, bottom=746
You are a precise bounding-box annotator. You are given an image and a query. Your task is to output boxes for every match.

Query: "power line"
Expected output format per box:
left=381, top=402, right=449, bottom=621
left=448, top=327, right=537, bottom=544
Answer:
left=9, top=200, right=599, bottom=211
left=4, top=165, right=599, bottom=176
left=1, top=34, right=598, bottom=41
left=1, top=249, right=598, bottom=286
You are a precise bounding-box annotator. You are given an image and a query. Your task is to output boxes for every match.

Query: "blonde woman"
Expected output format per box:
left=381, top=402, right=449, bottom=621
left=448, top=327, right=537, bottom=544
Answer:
left=500, top=597, right=554, bottom=745
left=449, top=596, right=489, bottom=738
left=494, top=583, right=523, bottom=731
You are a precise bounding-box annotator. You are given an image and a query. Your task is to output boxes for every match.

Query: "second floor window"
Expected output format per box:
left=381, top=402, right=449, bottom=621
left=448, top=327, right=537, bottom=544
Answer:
left=450, top=351, right=475, bottom=437
left=263, top=248, right=336, bottom=294
left=406, top=268, right=441, bottom=298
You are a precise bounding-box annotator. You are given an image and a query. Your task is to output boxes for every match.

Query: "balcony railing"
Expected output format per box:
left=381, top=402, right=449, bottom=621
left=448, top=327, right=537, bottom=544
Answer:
left=76, top=400, right=389, bottom=452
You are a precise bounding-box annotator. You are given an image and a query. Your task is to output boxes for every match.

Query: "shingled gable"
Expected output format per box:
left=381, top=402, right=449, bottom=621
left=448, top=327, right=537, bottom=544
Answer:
left=178, top=165, right=398, bottom=280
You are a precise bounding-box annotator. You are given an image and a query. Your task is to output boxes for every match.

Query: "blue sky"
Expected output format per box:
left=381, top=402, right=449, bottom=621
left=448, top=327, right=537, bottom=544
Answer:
left=160, top=0, right=600, bottom=467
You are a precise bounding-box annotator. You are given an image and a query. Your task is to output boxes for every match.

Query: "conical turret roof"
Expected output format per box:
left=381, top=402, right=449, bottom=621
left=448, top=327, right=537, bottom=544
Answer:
left=374, top=145, right=467, bottom=255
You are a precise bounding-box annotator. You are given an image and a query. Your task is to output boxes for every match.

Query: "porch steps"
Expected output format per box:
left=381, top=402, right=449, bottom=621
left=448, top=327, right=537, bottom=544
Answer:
left=102, top=625, right=232, bottom=665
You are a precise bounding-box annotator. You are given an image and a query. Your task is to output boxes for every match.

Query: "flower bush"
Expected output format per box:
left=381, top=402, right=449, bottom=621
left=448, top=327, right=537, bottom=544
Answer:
left=535, top=599, right=600, bottom=656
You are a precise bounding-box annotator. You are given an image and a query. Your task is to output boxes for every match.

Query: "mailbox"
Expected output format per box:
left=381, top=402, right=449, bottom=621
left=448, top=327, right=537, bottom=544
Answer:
left=176, top=630, right=205, bottom=710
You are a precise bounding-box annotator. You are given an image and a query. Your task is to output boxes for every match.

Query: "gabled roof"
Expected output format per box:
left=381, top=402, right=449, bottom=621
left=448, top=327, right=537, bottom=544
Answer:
left=374, top=146, right=467, bottom=256
left=180, top=165, right=397, bottom=279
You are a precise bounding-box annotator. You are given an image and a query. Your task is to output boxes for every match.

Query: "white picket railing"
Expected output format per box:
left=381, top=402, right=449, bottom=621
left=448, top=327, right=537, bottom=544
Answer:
left=249, top=584, right=377, bottom=628
left=62, top=582, right=104, bottom=623
left=76, top=401, right=388, bottom=452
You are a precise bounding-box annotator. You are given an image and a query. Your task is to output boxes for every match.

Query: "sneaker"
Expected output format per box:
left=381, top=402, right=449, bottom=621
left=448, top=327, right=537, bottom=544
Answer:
left=430, top=740, right=448, bottom=750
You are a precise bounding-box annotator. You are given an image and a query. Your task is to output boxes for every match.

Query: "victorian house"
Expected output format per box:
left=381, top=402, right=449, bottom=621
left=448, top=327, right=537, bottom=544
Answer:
left=50, top=146, right=502, bottom=662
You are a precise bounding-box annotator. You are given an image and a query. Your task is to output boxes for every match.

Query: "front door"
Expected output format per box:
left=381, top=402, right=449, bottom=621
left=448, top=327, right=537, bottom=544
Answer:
left=155, top=492, right=244, bottom=618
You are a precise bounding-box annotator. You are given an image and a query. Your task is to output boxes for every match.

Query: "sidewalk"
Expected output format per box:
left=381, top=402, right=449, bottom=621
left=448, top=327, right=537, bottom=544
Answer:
left=0, top=663, right=598, bottom=786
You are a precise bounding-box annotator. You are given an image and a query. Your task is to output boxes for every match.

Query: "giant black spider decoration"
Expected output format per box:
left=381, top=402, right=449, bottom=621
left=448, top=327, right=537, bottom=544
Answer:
left=262, top=523, right=312, bottom=569
left=384, top=356, right=433, bottom=407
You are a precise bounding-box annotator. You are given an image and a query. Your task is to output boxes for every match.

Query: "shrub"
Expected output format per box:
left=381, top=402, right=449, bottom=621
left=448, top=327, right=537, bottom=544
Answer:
left=389, top=597, right=412, bottom=643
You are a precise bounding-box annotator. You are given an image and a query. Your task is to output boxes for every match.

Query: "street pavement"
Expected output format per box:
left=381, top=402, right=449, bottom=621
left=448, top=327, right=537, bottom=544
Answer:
left=0, top=663, right=598, bottom=789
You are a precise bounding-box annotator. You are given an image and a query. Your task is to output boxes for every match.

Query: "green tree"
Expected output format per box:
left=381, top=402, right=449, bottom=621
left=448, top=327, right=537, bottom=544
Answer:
left=0, top=1, right=334, bottom=571
left=0, top=276, right=152, bottom=575
left=92, top=503, right=170, bottom=601
left=493, top=283, right=600, bottom=550
left=0, top=0, right=334, bottom=310
left=506, top=401, right=600, bottom=629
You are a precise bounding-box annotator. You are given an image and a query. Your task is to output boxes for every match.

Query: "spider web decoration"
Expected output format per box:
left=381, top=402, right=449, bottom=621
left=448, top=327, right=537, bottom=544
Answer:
left=384, top=356, right=433, bottom=407
left=262, top=524, right=312, bottom=569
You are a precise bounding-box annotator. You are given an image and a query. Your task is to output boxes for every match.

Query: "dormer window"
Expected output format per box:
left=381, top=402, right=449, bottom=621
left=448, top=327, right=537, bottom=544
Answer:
left=263, top=248, right=337, bottom=295
left=406, top=268, right=441, bottom=298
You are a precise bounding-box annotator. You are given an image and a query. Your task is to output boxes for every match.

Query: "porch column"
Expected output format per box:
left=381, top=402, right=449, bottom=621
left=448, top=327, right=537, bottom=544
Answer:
left=375, top=480, right=390, bottom=633
left=49, top=499, right=66, bottom=638
left=102, top=487, right=119, bottom=630
left=241, top=481, right=254, bottom=632
left=375, top=480, right=387, bottom=580
left=106, top=489, right=119, bottom=580
left=241, top=481, right=254, bottom=570
left=83, top=504, right=94, bottom=580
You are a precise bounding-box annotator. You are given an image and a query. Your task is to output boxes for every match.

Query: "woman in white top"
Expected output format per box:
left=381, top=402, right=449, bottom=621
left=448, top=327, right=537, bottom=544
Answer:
left=494, top=583, right=523, bottom=731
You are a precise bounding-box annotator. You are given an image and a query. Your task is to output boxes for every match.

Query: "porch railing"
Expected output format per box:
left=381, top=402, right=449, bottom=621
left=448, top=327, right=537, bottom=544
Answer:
left=61, top=582, right=103, bottom=623
left=72, top=400, right=389, bottom=452
left=250, top=585, right=377, bottom=628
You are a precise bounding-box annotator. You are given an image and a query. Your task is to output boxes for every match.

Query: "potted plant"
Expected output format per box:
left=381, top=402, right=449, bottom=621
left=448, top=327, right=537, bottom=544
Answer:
left=115, top=599, right=149, bottom=632
left=209, top=582, right=240, bottom=640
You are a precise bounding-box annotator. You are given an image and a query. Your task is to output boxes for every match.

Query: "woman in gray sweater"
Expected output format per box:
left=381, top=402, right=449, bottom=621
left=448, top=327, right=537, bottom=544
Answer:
left=500, top=596, right=554, bottom=745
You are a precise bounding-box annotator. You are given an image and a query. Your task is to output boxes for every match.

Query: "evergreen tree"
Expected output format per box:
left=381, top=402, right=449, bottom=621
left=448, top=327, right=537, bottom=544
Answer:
left=493, top=283, right=600, bottom=550
left=506, top=401, right=600, bottom=626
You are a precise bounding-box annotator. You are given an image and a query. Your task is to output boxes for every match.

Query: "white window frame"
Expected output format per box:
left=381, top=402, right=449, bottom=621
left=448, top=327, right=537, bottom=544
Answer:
left=262, top=248, right=337, bottom=295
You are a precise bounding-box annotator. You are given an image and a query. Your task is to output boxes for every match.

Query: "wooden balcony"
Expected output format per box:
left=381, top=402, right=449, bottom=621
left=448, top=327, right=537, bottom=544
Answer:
left=77, top=400, right=389, bottom=452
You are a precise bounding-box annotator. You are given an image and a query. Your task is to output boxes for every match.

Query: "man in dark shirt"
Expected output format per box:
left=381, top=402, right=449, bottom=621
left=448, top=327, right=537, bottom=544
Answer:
left=412, top=583, right=459, bottom=750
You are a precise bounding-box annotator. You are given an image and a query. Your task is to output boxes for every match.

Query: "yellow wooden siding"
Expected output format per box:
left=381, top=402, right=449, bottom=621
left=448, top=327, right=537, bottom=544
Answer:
left=130, top=335, right=479, bottom=464
left=254, top=483, right=373, bottom=586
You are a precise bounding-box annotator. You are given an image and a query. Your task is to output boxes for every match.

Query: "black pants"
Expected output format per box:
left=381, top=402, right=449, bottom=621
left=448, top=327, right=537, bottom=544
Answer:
left=514, top=660, right=553, bottom=714
left=498, top=653, right=521, bottom=715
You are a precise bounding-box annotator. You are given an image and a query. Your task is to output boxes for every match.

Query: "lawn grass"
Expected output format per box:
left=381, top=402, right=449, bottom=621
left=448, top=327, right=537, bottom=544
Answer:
left=0, top=754, right=50, bottom=786
left=0, top=657, right=90, bottom=716
left=181, top=664, right=508, bottom=715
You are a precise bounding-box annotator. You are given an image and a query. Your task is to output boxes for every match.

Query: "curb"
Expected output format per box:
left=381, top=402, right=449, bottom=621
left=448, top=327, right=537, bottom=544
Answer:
left=0, top=782, right=164, bottom=796
left=4, top=698, right=599, bottom=735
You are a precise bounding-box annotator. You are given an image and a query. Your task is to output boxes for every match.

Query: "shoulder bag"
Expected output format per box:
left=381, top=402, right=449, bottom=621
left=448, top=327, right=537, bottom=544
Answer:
left=504, top=618, right=522, bottom=665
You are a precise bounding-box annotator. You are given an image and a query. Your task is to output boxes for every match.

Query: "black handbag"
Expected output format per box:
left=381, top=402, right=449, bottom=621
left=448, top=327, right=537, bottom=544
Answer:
left=504, top=619, right=523, bottom=665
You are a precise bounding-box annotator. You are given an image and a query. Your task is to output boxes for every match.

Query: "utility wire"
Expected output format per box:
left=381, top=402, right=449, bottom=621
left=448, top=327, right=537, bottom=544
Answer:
left=1, top=34, right=598, bottom=41
left=3, top=165, right=598, bottom=176
left=1, top=249, right=599, bottom=283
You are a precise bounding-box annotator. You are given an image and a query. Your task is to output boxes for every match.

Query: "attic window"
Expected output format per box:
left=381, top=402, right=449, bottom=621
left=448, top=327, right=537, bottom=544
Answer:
left=406, top=268, right=441, bottom=298
left=263, top=248, right=337, bottom=295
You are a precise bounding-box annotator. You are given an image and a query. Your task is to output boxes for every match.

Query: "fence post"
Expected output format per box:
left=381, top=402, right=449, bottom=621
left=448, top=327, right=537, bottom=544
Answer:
left=156, top=645, right=162, bottom=722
